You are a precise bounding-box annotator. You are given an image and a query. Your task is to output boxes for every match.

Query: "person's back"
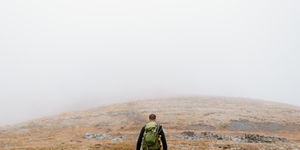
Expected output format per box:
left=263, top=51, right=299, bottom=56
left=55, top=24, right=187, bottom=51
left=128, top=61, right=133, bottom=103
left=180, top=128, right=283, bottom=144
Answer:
left=136, top=114, right=167, bottom=150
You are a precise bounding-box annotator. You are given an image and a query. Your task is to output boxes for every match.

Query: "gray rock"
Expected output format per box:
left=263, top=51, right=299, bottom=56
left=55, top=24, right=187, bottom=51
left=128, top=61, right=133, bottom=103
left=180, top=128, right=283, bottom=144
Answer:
left=112, top=138, right=122, bottom=142
left=121, top=134, right=127, bottom=139
left=83, top=133, right=107, bottom=139
left=174, top=132, right=289, bottom=143
left=84, top=133, right=95, bottom=139
left=95, top=133, right=106, bottom=139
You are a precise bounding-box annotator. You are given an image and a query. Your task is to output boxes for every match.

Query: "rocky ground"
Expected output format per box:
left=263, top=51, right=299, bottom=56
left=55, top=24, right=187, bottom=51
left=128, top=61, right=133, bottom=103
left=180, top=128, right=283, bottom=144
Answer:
left=174, top=131, right=289, bottom=143
left=0, top=96, right=300, bottom=149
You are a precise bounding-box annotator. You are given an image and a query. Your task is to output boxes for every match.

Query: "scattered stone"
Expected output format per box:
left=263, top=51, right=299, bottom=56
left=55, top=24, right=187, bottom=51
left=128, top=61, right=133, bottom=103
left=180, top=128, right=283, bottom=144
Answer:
left=29, top=138, right=34, bottom=140
left=173, top=131, right=203, bottom=140
left=83, top=133, right=127, bottom=142
left=96, top=133, right=106, bottom=139
left=120, top=134, right=127, bottom=139
left=84, top=133, right=94, bottom=139
left=112, top=138, right=122, bottom=142
left=182, top=131, right=195, bottom=137
left=39, top=138, right=46, bottom=140
left=243, top=133, right=288, bottom=143
left=83, top=133, right=106, bottom=139
left=174, top=132, right=289, bottom=143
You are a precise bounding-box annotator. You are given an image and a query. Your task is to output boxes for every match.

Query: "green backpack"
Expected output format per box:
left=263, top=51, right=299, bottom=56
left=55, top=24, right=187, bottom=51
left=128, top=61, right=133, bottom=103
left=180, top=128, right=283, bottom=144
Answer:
left=142, top=122, right=161, bottom=150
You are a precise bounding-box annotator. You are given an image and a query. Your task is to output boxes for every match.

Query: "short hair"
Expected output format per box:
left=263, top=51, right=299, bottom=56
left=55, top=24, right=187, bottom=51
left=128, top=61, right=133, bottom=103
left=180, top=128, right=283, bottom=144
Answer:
left=149, top=114, right=156, bottom=121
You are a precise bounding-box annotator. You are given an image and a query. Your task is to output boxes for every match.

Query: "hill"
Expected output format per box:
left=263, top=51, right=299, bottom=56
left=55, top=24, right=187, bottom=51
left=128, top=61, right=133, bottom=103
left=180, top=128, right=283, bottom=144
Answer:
left=1, top=96, right=300, bottom=149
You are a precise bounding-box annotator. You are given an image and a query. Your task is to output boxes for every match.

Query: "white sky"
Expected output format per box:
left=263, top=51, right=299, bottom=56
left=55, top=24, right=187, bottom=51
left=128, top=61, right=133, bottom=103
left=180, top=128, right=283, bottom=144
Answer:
left=0, top=0, right=299, bottom=126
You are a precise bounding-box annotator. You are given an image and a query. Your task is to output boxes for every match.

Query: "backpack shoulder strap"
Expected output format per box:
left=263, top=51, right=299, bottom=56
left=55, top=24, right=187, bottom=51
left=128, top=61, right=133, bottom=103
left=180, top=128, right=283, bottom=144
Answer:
left=157, top=125, right=162, bottom=134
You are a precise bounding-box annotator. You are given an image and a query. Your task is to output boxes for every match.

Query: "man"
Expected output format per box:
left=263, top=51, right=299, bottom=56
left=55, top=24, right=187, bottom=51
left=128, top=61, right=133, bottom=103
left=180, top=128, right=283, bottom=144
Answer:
left=136, top=114, right=167, bottom=150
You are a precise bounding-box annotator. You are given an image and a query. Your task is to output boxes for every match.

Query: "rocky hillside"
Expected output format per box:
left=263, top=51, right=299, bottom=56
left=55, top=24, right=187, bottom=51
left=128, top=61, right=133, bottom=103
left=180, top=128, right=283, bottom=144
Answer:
left=2, top=96, right=299, bottom=134
left=1, top=96, right=300, bottom=149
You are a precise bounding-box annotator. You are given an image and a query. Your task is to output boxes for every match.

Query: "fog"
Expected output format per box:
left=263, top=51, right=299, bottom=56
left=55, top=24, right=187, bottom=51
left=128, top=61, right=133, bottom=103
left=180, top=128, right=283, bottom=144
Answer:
left=1, top=0, right=299, bottom=126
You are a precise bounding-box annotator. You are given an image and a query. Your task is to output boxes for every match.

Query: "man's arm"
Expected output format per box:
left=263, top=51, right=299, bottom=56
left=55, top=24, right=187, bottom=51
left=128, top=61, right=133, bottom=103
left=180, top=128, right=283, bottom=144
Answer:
left=160, top=128, right=168, bottom=150
left=136, top=126, right=145, bottom=150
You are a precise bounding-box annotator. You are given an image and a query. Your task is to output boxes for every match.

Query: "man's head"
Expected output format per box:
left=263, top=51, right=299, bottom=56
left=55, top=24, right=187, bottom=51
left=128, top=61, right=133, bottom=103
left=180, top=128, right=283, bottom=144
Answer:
left=148, top=114, right=156, bottom=122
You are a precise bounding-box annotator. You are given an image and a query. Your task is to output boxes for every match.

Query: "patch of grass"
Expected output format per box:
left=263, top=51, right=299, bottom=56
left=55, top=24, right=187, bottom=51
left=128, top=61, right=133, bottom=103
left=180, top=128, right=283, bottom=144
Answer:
left=178, top=117, right=189, bottom=120
left=108, top=109, right=119, bottom=112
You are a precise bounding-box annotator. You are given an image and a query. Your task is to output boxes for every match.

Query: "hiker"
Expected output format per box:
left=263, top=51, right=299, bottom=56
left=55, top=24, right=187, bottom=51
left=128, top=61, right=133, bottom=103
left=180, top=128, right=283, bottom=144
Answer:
left=136, top=114, right=167, bottom=150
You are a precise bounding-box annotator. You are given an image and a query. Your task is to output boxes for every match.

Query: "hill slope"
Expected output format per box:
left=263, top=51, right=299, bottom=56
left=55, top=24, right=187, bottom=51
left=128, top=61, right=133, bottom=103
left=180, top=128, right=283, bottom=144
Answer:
left=1, top=96, right=300, bottom=149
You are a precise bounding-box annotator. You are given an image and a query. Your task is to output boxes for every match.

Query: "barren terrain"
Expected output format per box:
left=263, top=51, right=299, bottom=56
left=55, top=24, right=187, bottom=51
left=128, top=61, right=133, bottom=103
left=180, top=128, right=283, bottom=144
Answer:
left=1, top=96, right=300, bottom=149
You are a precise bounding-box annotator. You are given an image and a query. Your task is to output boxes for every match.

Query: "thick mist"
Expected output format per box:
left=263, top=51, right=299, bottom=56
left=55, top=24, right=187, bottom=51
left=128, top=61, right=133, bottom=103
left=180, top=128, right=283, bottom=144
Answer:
left=1, top=0, right=299, bottom=126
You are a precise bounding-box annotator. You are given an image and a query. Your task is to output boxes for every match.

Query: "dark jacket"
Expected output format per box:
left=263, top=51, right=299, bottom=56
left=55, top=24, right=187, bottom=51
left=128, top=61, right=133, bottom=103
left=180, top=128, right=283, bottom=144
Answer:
left=136, top=125, right=167, bottom=150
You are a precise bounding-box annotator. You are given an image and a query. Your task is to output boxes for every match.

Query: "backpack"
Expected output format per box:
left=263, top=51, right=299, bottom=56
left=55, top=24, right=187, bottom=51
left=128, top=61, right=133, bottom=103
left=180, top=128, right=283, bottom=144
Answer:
left=142, top=122, right=161, bottom=150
